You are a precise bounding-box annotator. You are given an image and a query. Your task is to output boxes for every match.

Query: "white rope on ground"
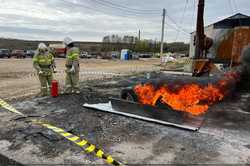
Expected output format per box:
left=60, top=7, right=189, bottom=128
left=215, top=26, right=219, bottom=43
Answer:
left=6, top=71, right=126, bottom=81
left=3, top=90, right=39, bottom=102
left=2, top=65, right=162, bottom=84
left=1, top=66, right=162, bottom=100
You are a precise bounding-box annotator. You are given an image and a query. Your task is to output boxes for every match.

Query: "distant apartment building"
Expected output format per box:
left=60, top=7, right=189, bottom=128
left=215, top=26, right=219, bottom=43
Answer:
left=103, top=34, right=138, bottom=44
left=123, top=36, right=138, bottom=44
left=103, top=34, right=122, bottom=43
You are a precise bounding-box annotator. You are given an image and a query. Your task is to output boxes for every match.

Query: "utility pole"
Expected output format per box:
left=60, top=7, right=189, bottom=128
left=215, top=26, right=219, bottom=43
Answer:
left=194, top=0, right=205, bottom=59
left=160, top=8, right=166, bottom=58
left=138, top=30, right=141, bottom=41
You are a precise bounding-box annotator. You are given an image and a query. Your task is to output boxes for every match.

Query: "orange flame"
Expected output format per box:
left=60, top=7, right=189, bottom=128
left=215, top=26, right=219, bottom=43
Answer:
left=134, top=72, right=240, bottom=116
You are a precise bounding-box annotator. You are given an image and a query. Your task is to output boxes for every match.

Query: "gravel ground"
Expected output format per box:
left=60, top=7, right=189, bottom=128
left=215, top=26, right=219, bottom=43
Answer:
left=0, top=73, right=250, bottom=165
left=0, top=58, right=161, bottom=101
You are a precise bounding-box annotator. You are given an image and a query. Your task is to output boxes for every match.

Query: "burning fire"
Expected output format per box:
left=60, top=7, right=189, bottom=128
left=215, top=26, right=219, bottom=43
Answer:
left=134, top=72, right=240, bottom=116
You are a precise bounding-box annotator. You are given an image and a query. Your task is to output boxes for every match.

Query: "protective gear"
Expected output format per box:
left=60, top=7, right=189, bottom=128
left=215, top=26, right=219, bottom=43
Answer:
left=39, top=70, right=43, bottom=75
left=38, top=43, right=47, bottom=51
left=69, top=66, right=75, bottom=73
left=75, top=90, right=80, bottom=94
left=63, top=37, right=73, bottom=46
left=53, top=68, right=57, bottom=73
left=33, top=50, right=55, bottom=96
left=64, top=47, right=80, bottom=94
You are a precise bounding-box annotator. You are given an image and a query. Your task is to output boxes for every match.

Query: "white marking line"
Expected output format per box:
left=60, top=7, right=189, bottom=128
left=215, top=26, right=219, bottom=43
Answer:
left=162, top=71, right=193, bottom=76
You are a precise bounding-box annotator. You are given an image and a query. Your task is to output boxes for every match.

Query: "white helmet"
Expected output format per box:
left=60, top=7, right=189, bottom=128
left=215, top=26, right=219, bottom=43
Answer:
left=38, top=43, right=47, bottom=50
left=63, top=37, right=74, bottom=46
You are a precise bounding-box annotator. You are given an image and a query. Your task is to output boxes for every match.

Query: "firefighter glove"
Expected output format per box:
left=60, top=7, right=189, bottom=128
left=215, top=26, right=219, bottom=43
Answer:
left=38, top=70, right=43, bottom=75
left=69, top=66, right=75, bottom=73
left=53, top=68, right=57, bottom=73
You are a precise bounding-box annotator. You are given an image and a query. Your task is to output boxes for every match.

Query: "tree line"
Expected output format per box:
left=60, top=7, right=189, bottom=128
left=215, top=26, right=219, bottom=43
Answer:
left=0, top=38, right=190, bottom=55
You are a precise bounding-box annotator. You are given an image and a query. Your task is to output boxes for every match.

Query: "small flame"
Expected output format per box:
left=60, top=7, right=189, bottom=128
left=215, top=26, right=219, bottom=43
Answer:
left=134, top=72, right=240, bottom=116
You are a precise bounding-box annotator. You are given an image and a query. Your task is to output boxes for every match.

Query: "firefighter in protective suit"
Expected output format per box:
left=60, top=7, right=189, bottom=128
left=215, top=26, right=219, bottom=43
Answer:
left=63, top=37, right=80, bottom=94
left=33, top=43, right=55, bottom=96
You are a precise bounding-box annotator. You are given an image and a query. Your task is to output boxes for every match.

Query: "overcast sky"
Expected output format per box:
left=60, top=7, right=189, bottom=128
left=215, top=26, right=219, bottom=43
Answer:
left=0, top=0, right=249, bottom=42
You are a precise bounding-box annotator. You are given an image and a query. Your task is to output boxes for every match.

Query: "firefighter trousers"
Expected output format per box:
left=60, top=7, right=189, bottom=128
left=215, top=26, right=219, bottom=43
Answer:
left=38, top=74, right=53, bottom=96
left=64, top=71, right=80, bottom=94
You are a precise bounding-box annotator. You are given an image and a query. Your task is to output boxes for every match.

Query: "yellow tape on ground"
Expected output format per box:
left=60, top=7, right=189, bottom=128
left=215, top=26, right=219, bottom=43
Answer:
left=0, top=98, right=123, bottom=166
left=0, top=99, right=24, bottom=116
left=33, top=120, right=122, bottom=166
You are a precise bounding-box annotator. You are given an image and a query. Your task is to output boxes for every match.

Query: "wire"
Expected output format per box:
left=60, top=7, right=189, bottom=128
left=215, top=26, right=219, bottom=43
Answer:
left=174, top=0, right=189, bottom=42
left=95, top=0, right=159, bottom=13
left=191, top=0, right=196, bottom=30
left=165, top=12, right=190, bottom=34
left=232, top=0, right=239, bottom=13
left=91, top=0, right=160, bottom=16
left=165, top=22, right=190, bottom=36
left=60, top=0, right=148, bottom=20
left=228, top=0, right=235, bottom=14
left=60, top=0, right=162, bottom=40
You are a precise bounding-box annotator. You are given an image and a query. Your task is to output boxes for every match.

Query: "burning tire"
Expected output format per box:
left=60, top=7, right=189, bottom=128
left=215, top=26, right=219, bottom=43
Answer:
left=120, top=87, right=173, bottom=110
left=120, top=88, right=138, bottom=102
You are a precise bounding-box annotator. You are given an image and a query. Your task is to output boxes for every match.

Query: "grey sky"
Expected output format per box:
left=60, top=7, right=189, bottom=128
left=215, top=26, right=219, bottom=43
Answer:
left=0, top=0, right=249, bottom=42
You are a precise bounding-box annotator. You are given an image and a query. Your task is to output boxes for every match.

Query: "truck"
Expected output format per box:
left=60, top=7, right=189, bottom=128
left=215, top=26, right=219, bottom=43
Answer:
left=11, top=50, right=26, bottom=58
left=49, top=44, right=66, bottom=58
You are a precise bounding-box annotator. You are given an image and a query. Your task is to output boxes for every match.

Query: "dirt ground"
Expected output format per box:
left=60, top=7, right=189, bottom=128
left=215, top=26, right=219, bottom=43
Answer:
left=0, top=58, right=250, bottom=165
left=0, top=58, right=161, bottom=100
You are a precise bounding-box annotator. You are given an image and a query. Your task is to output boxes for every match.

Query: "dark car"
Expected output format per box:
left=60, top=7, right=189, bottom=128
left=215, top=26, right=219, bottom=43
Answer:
left=11, top=50, right=26, bottom=58
left=0, top=49, right=11, bottom=58
left=139, top=53, right=153, bottom=58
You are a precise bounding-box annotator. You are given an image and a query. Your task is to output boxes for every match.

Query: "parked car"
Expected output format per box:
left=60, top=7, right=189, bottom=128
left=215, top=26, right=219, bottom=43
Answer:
left=25, top=50, right=36, bottom=58
left=0, top=49, right=11, bottom=58
left=80, top=51, right=91, bottom=58
left=11, top=50, right=26, bottom=58
left=139, top=53, right=153, bottom=58
left=132, top=53, right=139, bottom=60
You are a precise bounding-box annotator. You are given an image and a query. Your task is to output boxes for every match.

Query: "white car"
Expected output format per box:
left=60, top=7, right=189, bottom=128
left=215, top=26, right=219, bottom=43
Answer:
left=80, top=51, right=91, bottom=59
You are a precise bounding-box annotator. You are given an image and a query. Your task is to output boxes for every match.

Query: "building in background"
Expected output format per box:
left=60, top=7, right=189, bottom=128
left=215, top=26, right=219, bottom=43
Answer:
left=103, top=34, right=122, bottom=43
left=103, top=34, right=138, bottom=44
left=189, top=13, right=250, bottom=64
left=123, top=36, right=138, bottom=44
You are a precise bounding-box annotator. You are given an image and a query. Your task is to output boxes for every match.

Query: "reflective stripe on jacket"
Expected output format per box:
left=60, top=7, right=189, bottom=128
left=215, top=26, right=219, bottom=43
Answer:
left=66, top=47, right=80, bottom=69
left=33, top=51, right=54, bottom=74
left=33, top=53, right=54, bottom=65
left=66, top=47, right=80, bottom=61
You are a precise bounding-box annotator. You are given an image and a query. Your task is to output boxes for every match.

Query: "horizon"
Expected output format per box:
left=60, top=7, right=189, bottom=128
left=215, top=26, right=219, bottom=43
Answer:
left=0, top=37, right=190, bottom=44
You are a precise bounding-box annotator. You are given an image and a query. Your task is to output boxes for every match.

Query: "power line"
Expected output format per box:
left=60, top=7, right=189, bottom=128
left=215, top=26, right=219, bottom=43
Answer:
left=228, top=0, right=235, bottom=14
left=165, top=11, right=190, bottom=34
left=232, top=0, right=239, bottom=13
left=191, top=0, right=196, bottom=30
left=174, top=0, right=189, bottom=42
left=165, top=22, right=190, bottom=36
left=91, top=0, right=160, bottom=15
left=95, top=0, right=159, bottom=13
left=60, top=0, right=151, bottom=20
left=60, top=0, right=163, bottom=39
left=61, top=0, right=190, bottom=42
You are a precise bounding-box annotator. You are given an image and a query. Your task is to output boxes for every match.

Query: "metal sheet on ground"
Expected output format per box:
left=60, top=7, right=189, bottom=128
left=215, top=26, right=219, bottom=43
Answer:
left=83, top=98, right=206, bottom=131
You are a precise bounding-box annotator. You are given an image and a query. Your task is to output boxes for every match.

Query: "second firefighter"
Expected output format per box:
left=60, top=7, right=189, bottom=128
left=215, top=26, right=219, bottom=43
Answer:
left=63, top=37, right=80, bottom=94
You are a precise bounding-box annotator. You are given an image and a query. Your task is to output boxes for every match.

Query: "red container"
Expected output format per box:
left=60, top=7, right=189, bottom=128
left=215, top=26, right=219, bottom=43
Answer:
left=51, top=80, right=59, bottom=97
